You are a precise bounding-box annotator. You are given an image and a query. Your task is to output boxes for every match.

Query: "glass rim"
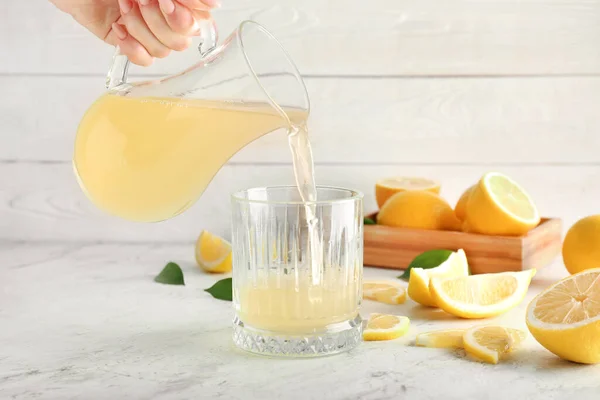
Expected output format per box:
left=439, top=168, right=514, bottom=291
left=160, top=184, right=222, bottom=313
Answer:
left=231, top=185, right=363, bottom=206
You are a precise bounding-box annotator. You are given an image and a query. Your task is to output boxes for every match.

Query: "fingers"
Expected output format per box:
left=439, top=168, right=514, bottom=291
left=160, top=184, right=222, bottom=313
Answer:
left=192, top=9, right=212, bottom=22
left=109, top=22, right=154, bottom=66
left=158, top=0, right=197, bottom=36
left=175, top=0, right=220, bottom=11
left=120, top=2, right=171, bottom=59
left=118, top=0, right=133, bottom=14
left=140, top=1, right=191, bottom=50
left=105, top=0, right=219, bottom=66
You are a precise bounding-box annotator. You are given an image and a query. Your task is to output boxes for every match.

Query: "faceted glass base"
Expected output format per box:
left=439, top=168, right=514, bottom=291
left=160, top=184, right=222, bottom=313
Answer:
left=232, top=315, right=362, bottom=357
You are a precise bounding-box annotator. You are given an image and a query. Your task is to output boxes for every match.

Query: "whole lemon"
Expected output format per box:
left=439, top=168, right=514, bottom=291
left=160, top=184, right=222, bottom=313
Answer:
left=375, top=177, right=441, bottom=209
left=377, top=191, right=460, bottom=231
left=454, top=185, right=475, bottom=221
left=562, top=215, right=600, bottom=275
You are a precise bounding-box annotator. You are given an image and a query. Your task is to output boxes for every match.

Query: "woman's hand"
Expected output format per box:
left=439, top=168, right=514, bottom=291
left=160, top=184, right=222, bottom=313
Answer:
left=51, top=0, right=219, bottom=66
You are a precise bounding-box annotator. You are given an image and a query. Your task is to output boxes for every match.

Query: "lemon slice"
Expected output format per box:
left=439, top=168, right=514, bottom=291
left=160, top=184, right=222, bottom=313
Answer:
left=195, top=230, right=232, bottom=273
left=375, top=177, right=441, bottom=208
left=415, top=329, right=465, bottom=348
left=363, top=313, right=410, bottom=341
left=429, top=269, right=535, bottom=318
left=526, top=268, right=600, bottom=364
left=463, top=325, right=527, bottom=364
left=363, top=280, right=406, bottom=304
left=408, top=249, right=469, bottom=307
left=464, top=172, right=540, bottom=236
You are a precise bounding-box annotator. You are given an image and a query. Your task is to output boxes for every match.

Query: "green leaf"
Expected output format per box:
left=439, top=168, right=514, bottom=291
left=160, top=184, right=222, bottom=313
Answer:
left=398, top=249, right=454, bottom=280
left=205, top=278, right=233, bottom=301
left=154, top=262, right=185, bottom=285
left=364, top=217, right=376, bottom=225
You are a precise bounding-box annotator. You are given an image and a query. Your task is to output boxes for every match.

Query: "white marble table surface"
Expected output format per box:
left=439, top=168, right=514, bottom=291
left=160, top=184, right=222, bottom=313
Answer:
left=2, top=241, right=599, bottom=400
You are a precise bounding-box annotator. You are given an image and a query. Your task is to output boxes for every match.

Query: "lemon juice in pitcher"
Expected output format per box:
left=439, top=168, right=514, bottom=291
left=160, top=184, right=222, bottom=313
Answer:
left=74, top=95, right=307, bottom=222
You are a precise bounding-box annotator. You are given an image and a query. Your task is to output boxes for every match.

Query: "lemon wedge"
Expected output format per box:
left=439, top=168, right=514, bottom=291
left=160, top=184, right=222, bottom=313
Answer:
left=429, top=269, right=535, bottom=318
left=463, top=325, right=527, bottom=364
left=375, top=177, right=441, bottom=208
left=363, top=313, right=410, bottom=341
left=464, top=172, right=540, bottom=236
left=415, top=329, right=465, bottom=349
left=526, top=268, right=600, bottom=364
left=363, top=280, right=406, bottom=304
left=195, top=230, right=232, bottom=273
left=408, top=249, right=469, bottom=307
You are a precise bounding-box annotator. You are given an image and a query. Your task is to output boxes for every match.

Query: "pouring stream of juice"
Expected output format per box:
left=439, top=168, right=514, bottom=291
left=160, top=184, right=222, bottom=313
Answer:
left=287, top=123, right=322, bottom=285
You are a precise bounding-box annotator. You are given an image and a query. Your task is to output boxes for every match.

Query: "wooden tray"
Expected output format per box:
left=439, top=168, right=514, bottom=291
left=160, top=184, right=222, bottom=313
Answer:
left=364, top=213, right=562, bottom=274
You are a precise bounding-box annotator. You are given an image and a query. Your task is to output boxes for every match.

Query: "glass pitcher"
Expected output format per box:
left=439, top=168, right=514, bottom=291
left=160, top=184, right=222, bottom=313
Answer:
left=73, top=20, right=310, bottom=223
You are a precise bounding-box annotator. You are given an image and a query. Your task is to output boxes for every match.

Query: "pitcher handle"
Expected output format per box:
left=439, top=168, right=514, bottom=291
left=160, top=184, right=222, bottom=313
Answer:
left=105, top=18, right=218, bottom=90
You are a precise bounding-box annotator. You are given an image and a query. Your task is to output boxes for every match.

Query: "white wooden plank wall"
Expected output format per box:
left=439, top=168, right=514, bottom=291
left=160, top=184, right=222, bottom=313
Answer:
left=1, top=0, right=600, bottom=243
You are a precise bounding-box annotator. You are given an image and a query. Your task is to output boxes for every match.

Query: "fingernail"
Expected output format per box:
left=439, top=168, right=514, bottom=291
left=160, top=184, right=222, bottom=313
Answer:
left=139, top=0, right=151, bottom=5
left=158, top=0, right=175, bottom=14
left=118, top=0, right=132, bottom=14
left=112, top=23, right=128, bottom=40
left=202, top=0, right=221, bottom=8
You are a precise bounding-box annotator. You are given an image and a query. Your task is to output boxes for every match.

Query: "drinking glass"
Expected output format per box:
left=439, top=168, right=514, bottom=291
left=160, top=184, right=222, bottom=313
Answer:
left=231, top=186, right=364, bottom=357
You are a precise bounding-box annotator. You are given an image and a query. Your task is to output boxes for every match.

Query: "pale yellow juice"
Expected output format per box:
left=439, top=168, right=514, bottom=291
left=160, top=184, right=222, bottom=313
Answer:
left=237, top=269, right=360, bottom=333
left=74, top=93, right=306, bottom=222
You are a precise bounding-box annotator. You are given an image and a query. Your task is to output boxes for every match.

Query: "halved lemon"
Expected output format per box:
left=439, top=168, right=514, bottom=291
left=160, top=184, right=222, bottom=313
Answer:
left=408, top=249, right=469, bottom=307
left=363, top=313, right=411, bottom=341
left=195, top=230, right=232, bottom=273
left=429, top=269, right=535, bottom=318
left=363, top=280, right=406, bottom=304
left=415, top=329, right=465, bottom=349
left=464, top=172, right=540, bottom=236
left=463, top=325, right=527, bottom=364
left=526, top=268, right=600, bottom=364
left=375, top=177, right=441, bottom=209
